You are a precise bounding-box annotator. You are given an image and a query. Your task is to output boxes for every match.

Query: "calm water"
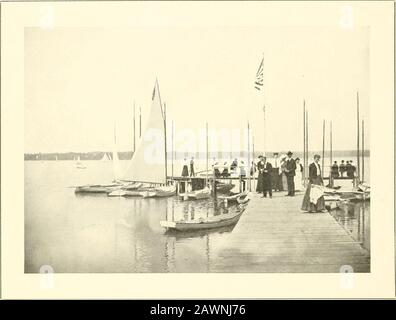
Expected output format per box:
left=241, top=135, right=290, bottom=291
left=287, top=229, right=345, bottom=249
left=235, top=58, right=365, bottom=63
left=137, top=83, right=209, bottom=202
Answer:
left=25, top=159, right=369, bottom=273
left=330, top=201, right=370, bottom=251
left=25, top=160, right=240, bottom=273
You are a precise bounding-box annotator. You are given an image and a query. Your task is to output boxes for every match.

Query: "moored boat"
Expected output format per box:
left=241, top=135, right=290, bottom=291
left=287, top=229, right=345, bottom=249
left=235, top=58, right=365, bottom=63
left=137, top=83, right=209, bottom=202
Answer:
left=216, top=182, right=235, bottom=194
left=184, top=186, right=211, bottom=200
left=141, top=185, right=176, bottom=198
left=160, top=209, right=244, bottom=231
left=219, top=191, right=249, bottom=204
left=75, top=183, right=121, bottom=194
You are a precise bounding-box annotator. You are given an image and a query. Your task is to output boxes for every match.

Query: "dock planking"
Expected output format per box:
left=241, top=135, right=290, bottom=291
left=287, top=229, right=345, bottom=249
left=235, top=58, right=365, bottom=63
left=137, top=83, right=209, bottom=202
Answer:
left=211, top=191, right=370, bottom=273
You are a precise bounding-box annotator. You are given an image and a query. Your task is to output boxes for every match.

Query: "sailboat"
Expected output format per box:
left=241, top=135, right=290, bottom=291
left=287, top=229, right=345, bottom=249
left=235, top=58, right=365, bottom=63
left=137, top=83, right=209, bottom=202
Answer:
left=76, top=155, right=86, bottom=169
left=108, top=80, right=176, bottom=198
left=74, top=124, right=123, bottom=194
left=101, top=152, right=111, bottom=161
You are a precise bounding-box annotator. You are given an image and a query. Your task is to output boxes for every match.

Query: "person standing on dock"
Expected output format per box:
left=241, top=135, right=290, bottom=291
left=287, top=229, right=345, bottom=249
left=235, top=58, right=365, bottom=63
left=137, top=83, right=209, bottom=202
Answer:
left=256, top=156, right=273, bottom=198
left=346, top=160, right=355, bottom=178
left=239, top=160, right=246, bottom=191
left=272, top=152, right=282, bottom=192
left=182, top=158, right=189, bottom=177
left=331, top=161, right=339, bottom=178
left=221, top=162, right=230, bottom=177
left=190, top=157, right=195, bottom=177
left=284, top=151, right=296, bottom=196
left=230, top=158, right=238, bottom=174
left=301, top=154, right=325, bottom=213
left=339, top=160, right=346, bottom=177
left=294, top=158, right=303, bottom=191
left=280, top=156, right=288, bottom=191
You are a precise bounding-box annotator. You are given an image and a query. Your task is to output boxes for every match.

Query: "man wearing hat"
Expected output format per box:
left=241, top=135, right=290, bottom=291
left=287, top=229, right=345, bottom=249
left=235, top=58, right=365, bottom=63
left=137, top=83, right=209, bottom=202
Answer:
left=284, top=151, right=296, bottom=196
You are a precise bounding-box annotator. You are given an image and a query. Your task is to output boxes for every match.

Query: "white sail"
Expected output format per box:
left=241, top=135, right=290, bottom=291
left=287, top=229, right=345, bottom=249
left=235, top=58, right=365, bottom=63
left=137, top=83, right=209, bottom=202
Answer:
left=122, top=80, right=166, bottom=184
left=101, top=152, right=111, bottom=161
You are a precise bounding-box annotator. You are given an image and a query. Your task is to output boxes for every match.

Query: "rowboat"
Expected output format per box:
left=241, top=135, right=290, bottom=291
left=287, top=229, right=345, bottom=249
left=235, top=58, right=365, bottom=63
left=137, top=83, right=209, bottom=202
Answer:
left=160, top=209, right=244, bottom=231
left=237, top=193, right=250, bottom=204
left=165, top=224, right=237, bottom=239
left=218, top=191, right=249, bottom=204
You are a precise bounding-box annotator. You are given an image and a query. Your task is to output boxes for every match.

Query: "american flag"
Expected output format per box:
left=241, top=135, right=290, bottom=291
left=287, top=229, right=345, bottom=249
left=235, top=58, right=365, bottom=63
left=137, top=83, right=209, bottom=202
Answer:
left=254, top=56, right=264, bottom=90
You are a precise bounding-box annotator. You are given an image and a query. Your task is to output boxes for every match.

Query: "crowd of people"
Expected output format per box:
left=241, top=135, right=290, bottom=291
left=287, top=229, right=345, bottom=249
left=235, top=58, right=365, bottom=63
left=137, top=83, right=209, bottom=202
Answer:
left=180, top=153, right=357, bottom=213
left=330, top=160, right=357, bottom=178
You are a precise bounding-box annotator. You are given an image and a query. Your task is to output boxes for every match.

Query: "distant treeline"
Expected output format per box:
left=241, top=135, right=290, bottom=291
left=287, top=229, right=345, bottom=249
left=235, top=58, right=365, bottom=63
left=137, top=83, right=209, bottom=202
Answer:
left=24, top=150, right=370, bottom=161
left=24, top=151, right=134, bottom=161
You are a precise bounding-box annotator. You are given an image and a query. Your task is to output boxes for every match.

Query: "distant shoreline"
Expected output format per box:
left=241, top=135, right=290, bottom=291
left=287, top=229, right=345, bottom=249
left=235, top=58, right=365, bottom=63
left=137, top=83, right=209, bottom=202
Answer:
left=24, top=150, right=370, bottom=161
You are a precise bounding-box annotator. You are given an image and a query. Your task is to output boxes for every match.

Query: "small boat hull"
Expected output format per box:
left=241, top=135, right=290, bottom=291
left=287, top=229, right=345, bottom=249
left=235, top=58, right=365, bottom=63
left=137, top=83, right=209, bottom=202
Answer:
left=108, top=189, right=143, bottom=197
left=160, top=210, right=243, bottom=231
left=186, top=187, right=211, bottom=200
left=75, top=184, right=120, bottom=194
left=219, top=191, right=249, bottom=204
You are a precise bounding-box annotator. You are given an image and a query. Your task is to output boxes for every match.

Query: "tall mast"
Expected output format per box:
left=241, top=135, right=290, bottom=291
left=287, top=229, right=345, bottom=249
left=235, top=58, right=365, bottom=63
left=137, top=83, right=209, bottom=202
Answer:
left=263, top=105, right=266, bottom=156
left=164, top=102, right=168, bottom=182
left=133, top=101, right=136, bottom=153
left=252, top=134, right=256, bottom=190
left=362, top=119, right=365, bottom=183
left=139, top=106, right=142, bottom=138
left=247, top=121, right=251, bottom=191
left=330, top=121, right=333, bottom=175
left=322, top=119, right=325, bottom=177
left=357, top=91, right=360, bottom=183
left=171, top=120, right=174, bottom=179
left=303, top=100, right=306, bottom=185
left=206, top=122, right=209, bottom=185
left=306, top=109, right=309, bottom=172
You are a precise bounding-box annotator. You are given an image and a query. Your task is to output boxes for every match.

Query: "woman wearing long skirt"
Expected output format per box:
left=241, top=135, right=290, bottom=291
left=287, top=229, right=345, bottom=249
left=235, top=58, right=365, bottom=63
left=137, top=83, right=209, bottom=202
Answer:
left=181, top=158, right=189, bottom=177
left=280, top=157, right=288, bottom=191
left=301, top=154, right=325, bottom=212
left=294, top=158, right=303, bottom=191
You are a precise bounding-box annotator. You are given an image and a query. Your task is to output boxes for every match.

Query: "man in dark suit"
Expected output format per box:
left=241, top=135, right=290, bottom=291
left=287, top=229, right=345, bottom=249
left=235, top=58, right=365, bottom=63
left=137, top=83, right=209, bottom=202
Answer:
left=284, top=151, right=296, bottom=196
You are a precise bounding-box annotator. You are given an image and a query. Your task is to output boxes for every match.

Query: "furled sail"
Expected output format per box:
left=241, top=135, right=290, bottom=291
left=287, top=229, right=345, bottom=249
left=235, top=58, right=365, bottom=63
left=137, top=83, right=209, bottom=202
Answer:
left=122, top=80, right=166, bottom=184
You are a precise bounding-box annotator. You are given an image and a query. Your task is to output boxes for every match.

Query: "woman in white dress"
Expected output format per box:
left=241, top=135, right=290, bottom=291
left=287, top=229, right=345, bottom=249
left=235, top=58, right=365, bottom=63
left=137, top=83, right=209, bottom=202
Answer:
left=294, top=157, right=304, bottom=191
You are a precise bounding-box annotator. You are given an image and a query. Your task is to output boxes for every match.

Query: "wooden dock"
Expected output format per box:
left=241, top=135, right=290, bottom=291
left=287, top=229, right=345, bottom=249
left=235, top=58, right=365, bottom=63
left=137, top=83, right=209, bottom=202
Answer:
left=211, top=191, right=370, bottom=273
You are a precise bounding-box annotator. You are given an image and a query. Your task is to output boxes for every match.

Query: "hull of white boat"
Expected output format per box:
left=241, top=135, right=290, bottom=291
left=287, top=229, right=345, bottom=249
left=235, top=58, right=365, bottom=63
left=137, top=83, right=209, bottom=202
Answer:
left=160, top=210, right=243, bottom=231
left=186, top=187, right=211, bottom=200
left=75, top=184, right=120, bottom=194
left=108, top=189, right=143, bottom=197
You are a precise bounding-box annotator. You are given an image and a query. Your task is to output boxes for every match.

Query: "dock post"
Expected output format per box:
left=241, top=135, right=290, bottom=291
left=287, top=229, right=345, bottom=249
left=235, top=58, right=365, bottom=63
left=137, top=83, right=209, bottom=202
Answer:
left=212, top=168, right=217, bottom=201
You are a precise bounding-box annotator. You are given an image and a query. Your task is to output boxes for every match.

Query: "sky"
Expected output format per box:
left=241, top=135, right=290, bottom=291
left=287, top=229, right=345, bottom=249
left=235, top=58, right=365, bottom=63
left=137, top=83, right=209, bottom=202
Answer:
left=24, top=26, right=369, bottom=154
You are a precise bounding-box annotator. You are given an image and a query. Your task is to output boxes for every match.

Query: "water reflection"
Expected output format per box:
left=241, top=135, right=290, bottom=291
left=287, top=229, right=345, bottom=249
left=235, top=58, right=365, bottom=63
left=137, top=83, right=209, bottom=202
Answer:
left=25, top=161, right=369, bottom=273
left=330, top=201, right=370, bottom=251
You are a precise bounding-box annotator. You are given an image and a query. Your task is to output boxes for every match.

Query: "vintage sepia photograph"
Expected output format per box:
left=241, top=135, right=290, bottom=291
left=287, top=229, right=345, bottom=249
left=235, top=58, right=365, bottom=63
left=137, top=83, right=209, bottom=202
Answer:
left=24, top=23, right=371, bottom=274
left=0, top=0, right=394, bottom=301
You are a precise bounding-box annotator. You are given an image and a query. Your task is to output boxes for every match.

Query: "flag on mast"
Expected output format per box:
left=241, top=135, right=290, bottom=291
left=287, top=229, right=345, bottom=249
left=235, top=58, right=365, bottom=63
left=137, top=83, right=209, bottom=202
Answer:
left=254, top=56, right=264, bottom=90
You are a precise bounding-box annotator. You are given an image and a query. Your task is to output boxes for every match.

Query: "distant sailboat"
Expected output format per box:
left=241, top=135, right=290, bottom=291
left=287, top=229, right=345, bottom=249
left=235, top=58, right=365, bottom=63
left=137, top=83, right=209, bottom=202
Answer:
left=101, top=152, right=111, bottom=161
left=76, top=155, right=86, bottom=169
